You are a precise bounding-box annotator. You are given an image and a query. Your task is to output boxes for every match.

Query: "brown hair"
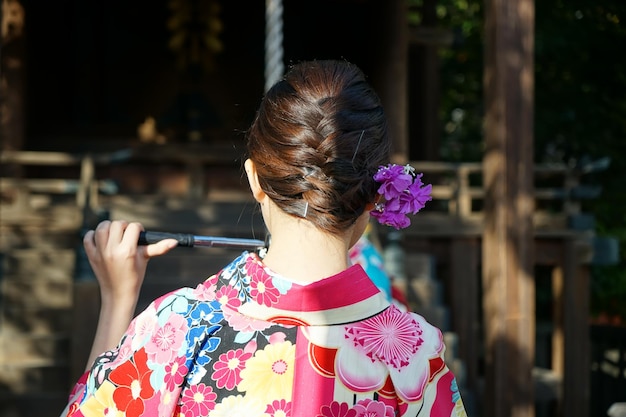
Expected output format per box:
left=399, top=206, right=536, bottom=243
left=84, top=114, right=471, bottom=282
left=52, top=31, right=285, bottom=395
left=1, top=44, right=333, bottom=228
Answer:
left=246, top=60, right=390, bottom=234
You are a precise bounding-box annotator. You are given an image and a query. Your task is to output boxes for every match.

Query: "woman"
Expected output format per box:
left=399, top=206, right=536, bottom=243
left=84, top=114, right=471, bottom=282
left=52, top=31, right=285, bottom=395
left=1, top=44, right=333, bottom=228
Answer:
left=62, top=60, right=466, bottom=417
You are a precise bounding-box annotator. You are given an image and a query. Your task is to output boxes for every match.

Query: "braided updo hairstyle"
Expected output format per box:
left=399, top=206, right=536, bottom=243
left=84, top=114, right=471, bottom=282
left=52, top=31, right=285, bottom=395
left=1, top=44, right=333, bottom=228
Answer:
left=246, top=60, right=391, bottom=235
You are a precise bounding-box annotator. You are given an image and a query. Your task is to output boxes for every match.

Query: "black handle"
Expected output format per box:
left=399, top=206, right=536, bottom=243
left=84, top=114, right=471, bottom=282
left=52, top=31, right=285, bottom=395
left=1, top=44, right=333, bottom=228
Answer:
left=138, top=231, right=194, bottom=247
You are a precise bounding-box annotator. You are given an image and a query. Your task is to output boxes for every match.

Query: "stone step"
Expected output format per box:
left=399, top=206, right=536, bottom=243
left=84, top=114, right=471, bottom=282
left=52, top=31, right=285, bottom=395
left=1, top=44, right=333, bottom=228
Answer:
left=0, top=333, right=69, bottom=368
left=2, top=274, right=73, bottom=310
left=0, top=360, right=70, bottom=394
left=1, top=249, right=75, bottom=341
left=1, top=304, right=73, bottom=340
left=1, top=244, right=74, bottom=400
left=2, top=248, right=75, bottom=276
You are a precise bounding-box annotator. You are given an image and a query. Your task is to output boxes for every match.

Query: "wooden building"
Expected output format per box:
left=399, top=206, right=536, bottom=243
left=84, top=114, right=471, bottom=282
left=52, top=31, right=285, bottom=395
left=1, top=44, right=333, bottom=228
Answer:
left=1, top=1, right=598, bottom=417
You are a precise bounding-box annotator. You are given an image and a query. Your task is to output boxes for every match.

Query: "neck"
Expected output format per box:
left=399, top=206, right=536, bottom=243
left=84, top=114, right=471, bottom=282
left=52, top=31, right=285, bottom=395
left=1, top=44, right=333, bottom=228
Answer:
left=261, top=213, right=353, bottom=285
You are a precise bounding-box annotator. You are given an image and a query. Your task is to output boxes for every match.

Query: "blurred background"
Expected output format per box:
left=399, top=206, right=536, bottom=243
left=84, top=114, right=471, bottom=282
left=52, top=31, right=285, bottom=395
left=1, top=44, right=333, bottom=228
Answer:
left=1, top=1, right=625, bottom=416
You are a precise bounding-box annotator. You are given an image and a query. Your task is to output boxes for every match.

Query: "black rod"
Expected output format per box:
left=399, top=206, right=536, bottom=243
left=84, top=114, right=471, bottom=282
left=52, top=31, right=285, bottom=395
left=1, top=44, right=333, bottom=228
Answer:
left=138, top=231, right=267, bottom=250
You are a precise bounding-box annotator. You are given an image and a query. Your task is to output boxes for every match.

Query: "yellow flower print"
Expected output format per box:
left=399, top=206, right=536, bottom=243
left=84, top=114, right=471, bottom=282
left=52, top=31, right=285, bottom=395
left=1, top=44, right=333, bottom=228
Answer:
left=238, top=341, right=295, bottom=404
left=81, top=380, right=123, bottom=417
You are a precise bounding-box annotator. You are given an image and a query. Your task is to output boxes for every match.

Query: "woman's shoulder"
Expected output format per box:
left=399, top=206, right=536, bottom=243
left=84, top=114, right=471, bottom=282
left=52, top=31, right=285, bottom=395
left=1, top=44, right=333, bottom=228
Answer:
left=370, top=305, right=445, bottom=347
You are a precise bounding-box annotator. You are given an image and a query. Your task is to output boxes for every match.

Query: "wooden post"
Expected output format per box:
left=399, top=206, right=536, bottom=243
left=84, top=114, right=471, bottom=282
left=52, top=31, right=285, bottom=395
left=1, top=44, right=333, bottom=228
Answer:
left=450, top=238, right=480, bottom=394
left=411, top=0, right=441, bottom=162
left=377, top=0, right=409, bottom=164
left=563, top=238, right=591, bottom=417
left=482, top=0, right=535, bottom=416
left=456, top=166, right=472, bottom=218
left=551, top=265, right=565, bottom=378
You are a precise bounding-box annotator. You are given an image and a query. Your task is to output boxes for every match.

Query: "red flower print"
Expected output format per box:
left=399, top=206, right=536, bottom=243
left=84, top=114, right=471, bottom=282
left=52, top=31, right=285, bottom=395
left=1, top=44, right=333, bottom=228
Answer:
left=180, top=383, right=217, bottom=415
left=317, top=401, right=357, bottom=417
left=265, top=399, right=292, bottom=416
left=164, top=355, right=188, bottom=391
left=210, top=348, right=252, bottom=390
left=108, top=348, right=154, bottom=417
left=215, top=284, right=242, bottom=309
left=246, top=257, right=281, bottom=306
left=345, top=306, right=423, bottom=369
left=249, top=272, right=280, bottom=306
left=352, top=399, right=395, bottom=417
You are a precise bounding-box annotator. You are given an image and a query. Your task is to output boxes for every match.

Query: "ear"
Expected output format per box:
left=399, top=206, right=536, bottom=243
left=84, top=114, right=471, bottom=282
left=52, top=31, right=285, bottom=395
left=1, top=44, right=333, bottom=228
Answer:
left=244, top=159, right=267, bottom=203
left=364, top=195, right=381, bottom=213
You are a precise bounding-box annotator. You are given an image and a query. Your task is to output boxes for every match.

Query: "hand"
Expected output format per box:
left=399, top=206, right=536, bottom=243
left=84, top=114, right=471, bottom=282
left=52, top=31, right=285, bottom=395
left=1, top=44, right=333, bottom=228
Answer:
left=81, top=220, right=178, bottom=370
left=83, top=220, right=178, bottom=301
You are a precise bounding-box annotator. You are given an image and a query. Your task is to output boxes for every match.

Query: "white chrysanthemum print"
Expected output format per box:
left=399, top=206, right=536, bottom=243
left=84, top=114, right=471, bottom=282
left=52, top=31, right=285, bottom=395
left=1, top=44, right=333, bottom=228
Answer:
left=345, top=305, right=423, bottom=368
left=335, top=305, right=444, bottom=402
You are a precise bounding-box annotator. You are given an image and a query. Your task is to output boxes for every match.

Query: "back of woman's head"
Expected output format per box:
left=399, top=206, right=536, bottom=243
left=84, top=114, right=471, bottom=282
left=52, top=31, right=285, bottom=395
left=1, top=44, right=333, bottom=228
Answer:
left=247, top=60, right=391, bottom=234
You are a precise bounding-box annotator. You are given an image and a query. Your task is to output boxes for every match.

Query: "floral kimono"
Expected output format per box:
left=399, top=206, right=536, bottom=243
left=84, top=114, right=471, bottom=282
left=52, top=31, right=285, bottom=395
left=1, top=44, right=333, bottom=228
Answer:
left=65, top=252, right=467, bottom=417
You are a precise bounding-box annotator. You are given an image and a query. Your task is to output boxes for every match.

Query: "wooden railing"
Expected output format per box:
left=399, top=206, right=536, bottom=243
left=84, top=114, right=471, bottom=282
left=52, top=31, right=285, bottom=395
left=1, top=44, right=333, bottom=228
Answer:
left=408, top=159, right=605, bottom=232
left=1, top=148, right=605, bottom=234
left=1, top=149, right=132, bottom=214
left=1, top=150, right=137, bottom=285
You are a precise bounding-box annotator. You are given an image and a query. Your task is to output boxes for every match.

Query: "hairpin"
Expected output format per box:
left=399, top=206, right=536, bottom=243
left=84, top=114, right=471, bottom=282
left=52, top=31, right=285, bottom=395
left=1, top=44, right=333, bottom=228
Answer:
left=351, top=130, right=365, bottom=164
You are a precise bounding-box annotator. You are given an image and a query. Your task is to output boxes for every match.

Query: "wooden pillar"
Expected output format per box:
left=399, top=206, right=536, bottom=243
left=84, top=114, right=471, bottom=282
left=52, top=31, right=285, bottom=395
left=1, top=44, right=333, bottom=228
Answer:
left=482, top=0, right=535, bottom=416
left=409, top=0, right=441, bottom=161
left=377, top=0, right=409, bottom=164
left=562, top=238, right=591, bottom=417
left=1, top=0, right=26, bottom=153
left=450, top=238, right=481, bottom=393
left=551, top=264, right=564, bottom=378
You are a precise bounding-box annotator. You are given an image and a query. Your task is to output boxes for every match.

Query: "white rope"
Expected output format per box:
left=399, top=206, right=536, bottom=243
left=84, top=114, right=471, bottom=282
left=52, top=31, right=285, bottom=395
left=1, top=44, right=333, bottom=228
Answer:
left=264, top=0, right=284, bottom=92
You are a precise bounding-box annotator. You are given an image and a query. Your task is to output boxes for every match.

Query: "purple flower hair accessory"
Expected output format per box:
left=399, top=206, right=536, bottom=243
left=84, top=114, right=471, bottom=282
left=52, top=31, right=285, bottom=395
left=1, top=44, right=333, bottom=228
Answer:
left=370, top=164, right=432, bottom=230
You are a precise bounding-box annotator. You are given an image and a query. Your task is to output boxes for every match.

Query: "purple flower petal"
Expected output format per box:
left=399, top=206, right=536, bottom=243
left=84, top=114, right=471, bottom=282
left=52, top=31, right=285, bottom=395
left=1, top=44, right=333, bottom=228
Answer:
left=371, top=209, right=410, bottom=230
left=398, top=181, right=432, bottom=214
left=371, top=164, right=432, bottom=229
left=375, top=165, right=413, bottom=200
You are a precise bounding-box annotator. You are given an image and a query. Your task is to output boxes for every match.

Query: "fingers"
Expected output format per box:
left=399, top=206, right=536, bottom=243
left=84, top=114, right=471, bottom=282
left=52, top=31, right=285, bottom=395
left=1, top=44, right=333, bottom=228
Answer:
left=120, top=222, right=143, bottom=246
left=83, top=220, right=176, bottom=259
left=106, top=220, right=130, bottom=246
left=93, top=220, right=112, bottom=253
left=145, top=239, right=179, bottom=258
left=83, top=229, right=96, bottom=257
left=112, top=222, right=178, bottom=259
left=84, top=220, right=132, bottom=253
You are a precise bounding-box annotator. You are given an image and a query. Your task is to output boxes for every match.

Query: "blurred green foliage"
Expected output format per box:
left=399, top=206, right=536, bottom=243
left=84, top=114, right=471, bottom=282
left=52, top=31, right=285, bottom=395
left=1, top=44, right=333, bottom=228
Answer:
left=410, top=0, right=626, bottom=321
